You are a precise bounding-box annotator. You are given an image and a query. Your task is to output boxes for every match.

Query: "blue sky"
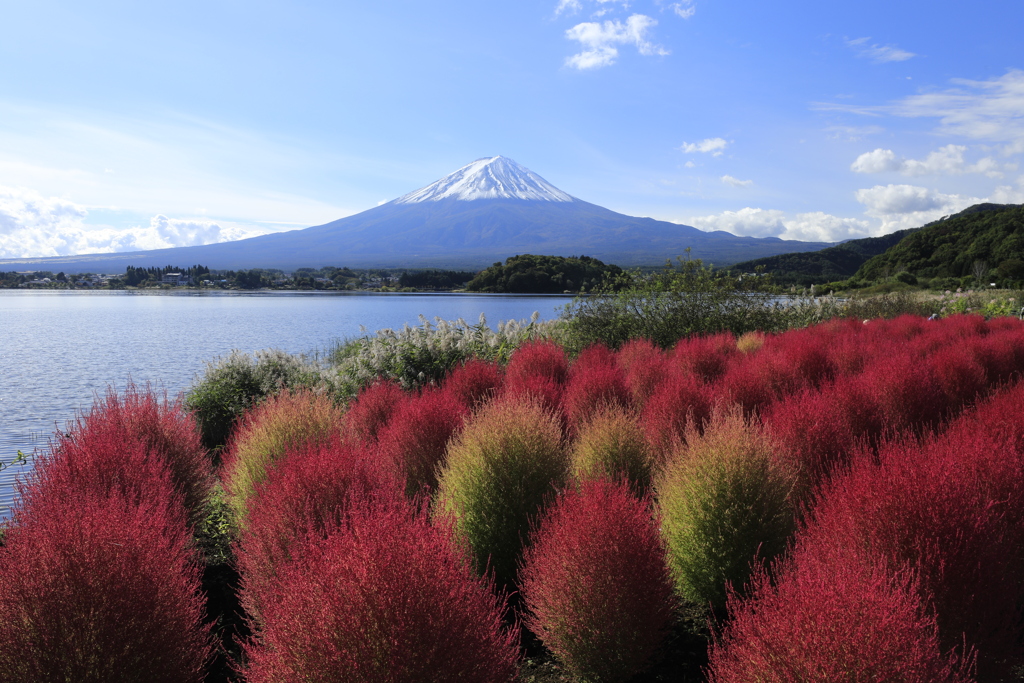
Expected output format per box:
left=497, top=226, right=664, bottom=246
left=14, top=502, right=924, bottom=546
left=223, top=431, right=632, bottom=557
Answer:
left=1, top=0, right=1023, bottom=258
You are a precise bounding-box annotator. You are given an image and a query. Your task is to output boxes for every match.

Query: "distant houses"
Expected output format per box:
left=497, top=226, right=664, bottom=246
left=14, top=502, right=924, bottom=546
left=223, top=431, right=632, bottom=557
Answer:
left=161, top=272, right=191, bottom=286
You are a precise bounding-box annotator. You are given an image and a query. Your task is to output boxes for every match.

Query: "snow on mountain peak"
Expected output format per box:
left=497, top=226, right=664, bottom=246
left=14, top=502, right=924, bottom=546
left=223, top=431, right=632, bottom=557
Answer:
left=393, top=156, right=575, bottom=204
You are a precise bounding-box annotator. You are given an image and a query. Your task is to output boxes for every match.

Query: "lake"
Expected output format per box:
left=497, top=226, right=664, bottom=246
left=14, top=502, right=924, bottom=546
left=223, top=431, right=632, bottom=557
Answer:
left=0, top=290, right=575, bottom=517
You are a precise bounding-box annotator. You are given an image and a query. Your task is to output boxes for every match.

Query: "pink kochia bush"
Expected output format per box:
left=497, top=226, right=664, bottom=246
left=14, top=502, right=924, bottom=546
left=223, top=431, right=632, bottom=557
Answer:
left=562, top=344, right=632, bottom=433
left=243, top=500, right=519, bottom=683
left=500, top=339, right=569, bottom=413
left=32, top=384, right=213, bottom=529
left=0, top=491, right=212, bottom=682
left=374, top=386, right=469, bottom=497
left=520, top=479, right=676, bottom=683
left=707, top=542, right=974, bottom=683
left=235, top=434, right=403, bottom=624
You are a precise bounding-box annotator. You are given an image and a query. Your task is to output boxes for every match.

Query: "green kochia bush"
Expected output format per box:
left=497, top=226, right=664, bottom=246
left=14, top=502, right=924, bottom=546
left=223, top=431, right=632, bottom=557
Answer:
left=520, top=478, right=677, bottom=683
left=186, top=348, right=323, bottom=451
left=435, top=394, right=568, bottom=588
left=658, top=407, right=797, bottom=612
left=570, top=406, right=653, bottom=495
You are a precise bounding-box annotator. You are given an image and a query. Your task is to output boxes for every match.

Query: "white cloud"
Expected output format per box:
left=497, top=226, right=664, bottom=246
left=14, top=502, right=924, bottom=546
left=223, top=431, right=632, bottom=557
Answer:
left=990, top=176, right=1024, bottom=204
left=851, top=145, right=1006, bottom=177
left=683, top=160, right=696, bottom=168
left=0, top=185, right=273, bottom=259
left=846, top=37, right=915, bottom=63
left=565, top=14, right=668, bottom=70
left=854, top=183, right=980, bottom=232
left=721, top=175, right=753, bottom=187
left=671, top=2, right=695, bottom=18
left=681, top=137, right=727, bottom=156
left=555, top=0, right=584, bottom=15
left=688, top=208, right=872, bottom=242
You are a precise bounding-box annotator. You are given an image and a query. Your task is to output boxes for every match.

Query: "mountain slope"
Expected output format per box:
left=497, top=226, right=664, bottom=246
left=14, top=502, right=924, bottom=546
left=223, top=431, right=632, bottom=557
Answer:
left=0, top=156, right=836, bottom=272
left=727, top=229, right=918, bottom=286
left=855, top=204, right=1024, bottom=281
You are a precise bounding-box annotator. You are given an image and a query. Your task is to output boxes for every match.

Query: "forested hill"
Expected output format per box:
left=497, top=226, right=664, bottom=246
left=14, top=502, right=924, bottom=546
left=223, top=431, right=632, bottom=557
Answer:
left=465, top=254, right=623, bottom=293
left=726, top=230, right=916, bottom=286
left=856, top=203, right=1024, bottom=282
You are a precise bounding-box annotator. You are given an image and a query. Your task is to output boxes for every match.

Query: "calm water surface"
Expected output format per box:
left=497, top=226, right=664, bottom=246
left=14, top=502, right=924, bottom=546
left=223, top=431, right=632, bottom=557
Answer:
left=0, top=290, right=573, bottom=516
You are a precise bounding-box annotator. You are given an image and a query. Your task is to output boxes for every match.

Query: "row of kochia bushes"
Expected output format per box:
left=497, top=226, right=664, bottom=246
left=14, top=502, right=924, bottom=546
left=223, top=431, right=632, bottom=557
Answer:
left=4, top=314, right=1024, bottom=681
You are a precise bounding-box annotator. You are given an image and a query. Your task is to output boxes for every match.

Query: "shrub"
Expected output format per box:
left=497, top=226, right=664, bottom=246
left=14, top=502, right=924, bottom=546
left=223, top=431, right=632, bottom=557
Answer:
left=614, top=338, right=668, bottom=405
left=570, top=406, right=653, bottom=494
left=657, top=407, right=796, bottom=612
left=27, top=385, right=213, bottom=529
left=235, top=435, right=402, bottom=624
left=520, top=479, right=676, bottom=683
left=0, top=492, right=211, bottom=682
left=735, top=331, right=765, bottom=354
left=801, top=431, right=1024, bottom=678
left=505, top=338, right=569, bottom=385
left=442, top=357, right=503, bottom=408
left=639, top=368, right=712, bottom=466
left=222, top=389, right=342, bottom=526
left=64, top=385, right=211, bottom=528
left=375, top=387, right=469, bottom=497
left=562, top=345, right=632, bottom=433
left=671, top=332, right=736, bottom=383
left=243, top=501, right=519, bottom=683
left=185, top=348, right=320, bottom=451
left=434, top=394, right=568, bottom=588
left=342, top=380, right=406, bottom=444
left=707, top=544, right=973, bottom=683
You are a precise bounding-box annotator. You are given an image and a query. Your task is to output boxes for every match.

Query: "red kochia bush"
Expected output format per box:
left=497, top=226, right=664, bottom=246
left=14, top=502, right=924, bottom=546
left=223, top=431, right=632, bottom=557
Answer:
left=243, top=501, right=519, bottom=683
left=34, top=384, right=212, bottom=529
left=640, top=368, right=712, bottom=465
left=375, top=387, right=469, bottom=497
left=615, top=338, right=668, bottom=405
left=562, top=345, right=632, bottom=433
left=343, top=380, right=406, bottom=444
left=0, top=492, right=211, bottom=682
left=501, top=339, right=569, bottom=414
left=707, top=544, right=974, bottom=683
left=520, top=479, right=676, bottom=683
left=801, top=431, right=1024, bottom=678
left=671, top=332, right=735, bottom=383
left=235, top=435, right=402, bottom=624
left=443, top=358, right=503, bottom=407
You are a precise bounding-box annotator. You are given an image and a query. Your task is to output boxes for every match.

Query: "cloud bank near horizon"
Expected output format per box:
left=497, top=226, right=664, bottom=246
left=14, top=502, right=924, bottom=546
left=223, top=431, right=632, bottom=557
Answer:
left=0, top=186, right=278, bottom=260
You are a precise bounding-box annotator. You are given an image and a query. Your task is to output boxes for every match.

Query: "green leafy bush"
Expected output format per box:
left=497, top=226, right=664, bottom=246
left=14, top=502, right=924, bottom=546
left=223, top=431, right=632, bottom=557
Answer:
left=434, top=394, right=567, bottom=588
left=185, top=348, right=322, bottom=452
left=657, top=406, right=797, bottom=612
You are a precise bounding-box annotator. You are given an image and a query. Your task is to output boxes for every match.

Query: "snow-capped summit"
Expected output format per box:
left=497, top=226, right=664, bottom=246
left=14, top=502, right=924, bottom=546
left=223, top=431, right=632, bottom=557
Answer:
left=393, top=156, right=575, bottom=204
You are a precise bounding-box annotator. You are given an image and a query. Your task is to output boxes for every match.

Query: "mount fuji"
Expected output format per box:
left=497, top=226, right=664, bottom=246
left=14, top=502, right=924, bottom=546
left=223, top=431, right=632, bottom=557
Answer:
left=0, top=157, right=834, bottom=272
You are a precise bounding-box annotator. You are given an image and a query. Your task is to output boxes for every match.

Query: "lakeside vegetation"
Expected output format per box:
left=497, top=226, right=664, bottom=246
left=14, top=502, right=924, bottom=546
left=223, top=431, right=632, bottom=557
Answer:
left=7, top=246, right=1024, bottom=681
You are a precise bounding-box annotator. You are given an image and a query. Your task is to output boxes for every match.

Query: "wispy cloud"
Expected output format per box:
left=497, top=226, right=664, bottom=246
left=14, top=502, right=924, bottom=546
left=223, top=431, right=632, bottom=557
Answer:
left=681, top=137, right=728, bottom=156
left=846, top=37, right=916, bottom=63
left=670, top=2, right=695, bottom=18
left=721, top=174, right=753, bottom=187
left=851, top=145, right=1007, bottom=178
left=565, top=14, right=668, bottom=70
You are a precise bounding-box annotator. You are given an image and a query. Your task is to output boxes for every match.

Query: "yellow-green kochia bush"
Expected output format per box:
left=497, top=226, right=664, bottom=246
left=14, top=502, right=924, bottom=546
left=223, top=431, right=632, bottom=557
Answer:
left=657, top=406, right=797, bottom=613
left=222, top=389, right=342, bottom=528
left=570, top=406, right=653, bottom=495
left=434, top=394, right=567, bottom=588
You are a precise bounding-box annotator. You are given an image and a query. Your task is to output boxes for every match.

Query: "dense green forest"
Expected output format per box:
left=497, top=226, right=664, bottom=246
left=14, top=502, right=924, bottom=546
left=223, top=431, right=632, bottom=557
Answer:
left=855, top=204, right=1024, bottom=286
left=397, top=270, right=477, bottom=290
left=464, top=254, right=623, bottom=294
left=727, top=230, right=916, bottom=286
